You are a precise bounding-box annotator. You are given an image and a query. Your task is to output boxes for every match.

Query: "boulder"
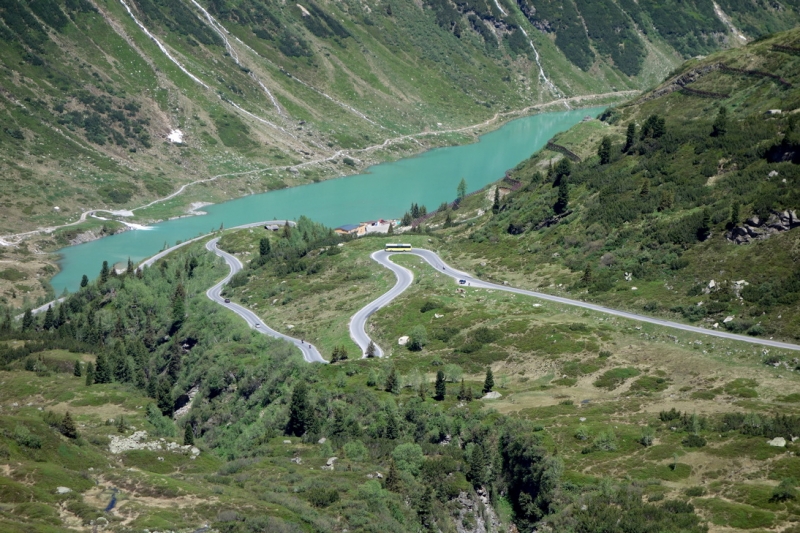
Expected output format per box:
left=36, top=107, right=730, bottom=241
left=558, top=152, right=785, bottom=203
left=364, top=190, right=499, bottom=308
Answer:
left=746, top=215, right=761, bottom=226
left=398, top=336, right=409, bottom=346
left=482, top=391, right=502, bottom=400
left=767, top=437, right=786, bottom=447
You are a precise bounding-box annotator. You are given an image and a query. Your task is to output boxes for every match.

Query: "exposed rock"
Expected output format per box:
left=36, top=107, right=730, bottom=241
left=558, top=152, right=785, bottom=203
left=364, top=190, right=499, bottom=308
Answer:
left=454, top=490, right=501, bottom=533
left=108, top=430, right=200, bottom=458
left=767, top=437, right=786, bottom=447
left=322, top=457, right=338, bottom=470
left=398, top=336, right=409, bottom=346
left=291, top=456, right=303, bottom=464
left=318, top=437, right=327, bottom=444
left=56, top=487, right=72, bottom=494
left=173, top=385, right=199, bottom=420
left=724, top=316, right=735, bottom=323
left=482, top=392, right=502, bottom=400
left=728, top=209, right=800, bottom=244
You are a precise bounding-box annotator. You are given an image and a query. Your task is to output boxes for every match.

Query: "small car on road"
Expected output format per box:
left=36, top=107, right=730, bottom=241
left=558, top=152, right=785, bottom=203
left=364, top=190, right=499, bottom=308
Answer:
left=255, top=324, right=260, bottom=328
left=224, top=298, right=230, bottom=303
left=458, top=279, right=467, bottom=285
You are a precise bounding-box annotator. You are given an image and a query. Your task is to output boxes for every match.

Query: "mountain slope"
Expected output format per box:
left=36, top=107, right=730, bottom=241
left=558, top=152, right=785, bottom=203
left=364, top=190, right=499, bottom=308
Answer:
left=1, top=0, right=798, bottom=238
left=422, top=27, right=800, bottom=342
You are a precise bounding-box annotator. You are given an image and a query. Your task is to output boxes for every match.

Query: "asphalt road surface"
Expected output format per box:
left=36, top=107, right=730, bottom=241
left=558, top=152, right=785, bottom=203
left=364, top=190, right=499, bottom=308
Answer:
left=352, top=248, right=800, bottom=357
left=206, top=238, right=326, bottom=363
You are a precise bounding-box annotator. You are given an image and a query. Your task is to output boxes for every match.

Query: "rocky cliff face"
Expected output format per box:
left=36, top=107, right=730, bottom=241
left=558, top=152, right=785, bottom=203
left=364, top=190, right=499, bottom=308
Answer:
left=727, top=210, right=800, bottom=244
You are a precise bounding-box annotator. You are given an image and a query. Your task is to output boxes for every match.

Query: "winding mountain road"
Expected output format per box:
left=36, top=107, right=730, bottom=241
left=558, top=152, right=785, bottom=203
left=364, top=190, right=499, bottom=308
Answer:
left=351, top=249, right=800, bottom=357
left=205, top=237, right=326, bottom=363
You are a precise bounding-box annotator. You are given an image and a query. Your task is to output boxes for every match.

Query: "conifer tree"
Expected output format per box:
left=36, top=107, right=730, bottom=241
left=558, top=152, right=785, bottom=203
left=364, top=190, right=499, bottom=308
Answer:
left=554, top=179, right=569, bottom=214
left=434, top=370, right=446, bottom=401
left=100, top=261, right=109, bottom=284
left=157, top=379, right=173, bottom=416
left=114, top=356, right=132, bottom=383
left=385, top=367, right=399, bottom=394
left=697, top=208, right=712, bottom=241
left=61, top=411, right=78, bottom=439
left=172, top=283, right=186, bottom=328
left=492, top=186, right=501, bottom=215
left=624, top=122, right=636, bottom=152
left=117, top=415, right=126, bottom=433
left=43, top=305, right=54, bottom=330
left=286, top=381, right=311, bottom=436
left=385, top=459, right=401, bottom=491
left=387, top=222, right=394, bottom=234
left=467, top=442, right=486, bottom=487
left=80, top=274, right=89, bottom=288
left=126, top=257, right=134, bottom=275
left=457, top=178, right=467, bottom=199
left=385, top=411, right=399, bottom=439
left=147, top=374, right=158, bottom=399
left=184, top=423, right=195, bottom=446
left=85, top=362, right=94, bottom=386
left=483, top=367, right=494, bottom=394
left=366, top=340, right=376, bottom=358
left=282, top=222, right=292, bottom=239
left=712, top=106, right=728, bottom=137
left=21, top=309, right=34, bottom=331
left=94, top=354, right=112, bottom=384
left=598, top=136, right=612, bottom=164
left=73, top=360, right=82, bottom=377
left=259, top=237, right=271, bottom=257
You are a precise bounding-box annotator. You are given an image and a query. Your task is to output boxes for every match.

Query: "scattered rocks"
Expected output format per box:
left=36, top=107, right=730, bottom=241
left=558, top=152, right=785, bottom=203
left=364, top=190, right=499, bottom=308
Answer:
left=728, top=209, right=800, bottom=244
left=108, top=431, right=200, bottom=458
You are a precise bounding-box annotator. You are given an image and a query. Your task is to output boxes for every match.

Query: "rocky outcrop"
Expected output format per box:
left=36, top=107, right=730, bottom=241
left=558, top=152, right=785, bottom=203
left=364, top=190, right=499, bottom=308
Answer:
left=108, top=430, right=200, bottom=458
left=727, top=210, right=800, bottom=244
left=454, top=489, right=502, bottom=533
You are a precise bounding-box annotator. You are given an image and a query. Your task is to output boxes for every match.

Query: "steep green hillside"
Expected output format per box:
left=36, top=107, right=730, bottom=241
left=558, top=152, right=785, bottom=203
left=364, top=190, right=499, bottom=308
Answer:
left=1, top=0, right=797, bottom=241
left=420, top=28, right=800, bottom=342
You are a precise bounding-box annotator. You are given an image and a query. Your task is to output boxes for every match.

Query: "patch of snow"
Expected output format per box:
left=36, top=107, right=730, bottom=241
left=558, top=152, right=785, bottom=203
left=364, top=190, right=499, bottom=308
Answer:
left=167, top=129, right=184, bottom=144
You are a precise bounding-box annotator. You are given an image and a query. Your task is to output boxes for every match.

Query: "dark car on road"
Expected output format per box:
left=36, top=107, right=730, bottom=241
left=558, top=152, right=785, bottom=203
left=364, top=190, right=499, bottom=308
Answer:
left=459, top=279, right=467, bottom=285
left=224, top=298, right=230, bottom=303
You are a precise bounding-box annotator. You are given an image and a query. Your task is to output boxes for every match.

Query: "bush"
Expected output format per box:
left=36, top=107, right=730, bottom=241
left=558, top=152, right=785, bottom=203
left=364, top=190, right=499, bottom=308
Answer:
left=13, top=425, right=42, bottom=449
left=594, top=430, right=618, bottom=451
left=682, top=434, right=706, bottom=448
left=594, top=367, right=640, bottom=389
left=307, top=487, right=340, bottom=508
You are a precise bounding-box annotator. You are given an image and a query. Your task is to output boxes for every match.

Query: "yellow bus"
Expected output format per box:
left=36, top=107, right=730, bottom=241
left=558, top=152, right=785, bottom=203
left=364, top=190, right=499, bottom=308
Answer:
left=385, top=243, right=412, bottom=252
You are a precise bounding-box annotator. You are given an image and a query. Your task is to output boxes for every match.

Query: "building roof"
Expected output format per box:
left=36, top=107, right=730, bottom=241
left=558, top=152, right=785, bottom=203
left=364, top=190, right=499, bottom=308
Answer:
left=336, top=224, right=360, bottom=232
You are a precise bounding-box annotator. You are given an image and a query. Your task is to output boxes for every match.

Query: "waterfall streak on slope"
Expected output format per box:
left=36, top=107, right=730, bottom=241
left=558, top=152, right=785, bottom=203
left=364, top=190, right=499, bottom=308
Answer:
left=493, top=0, right=507, bottom=16
left=221, top=97, right=293, bottom=137
left=189, top=0, right=285, bottom=116
left=228, top=34, right=381, bottom=127
left=519, top=27, right=560, bottom=97
left=117, top=0, right=208, bottom=89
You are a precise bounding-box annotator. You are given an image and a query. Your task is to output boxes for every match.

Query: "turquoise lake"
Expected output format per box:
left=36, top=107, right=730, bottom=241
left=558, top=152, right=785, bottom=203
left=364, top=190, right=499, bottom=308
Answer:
left=51, top=106, right=605, bottom=293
